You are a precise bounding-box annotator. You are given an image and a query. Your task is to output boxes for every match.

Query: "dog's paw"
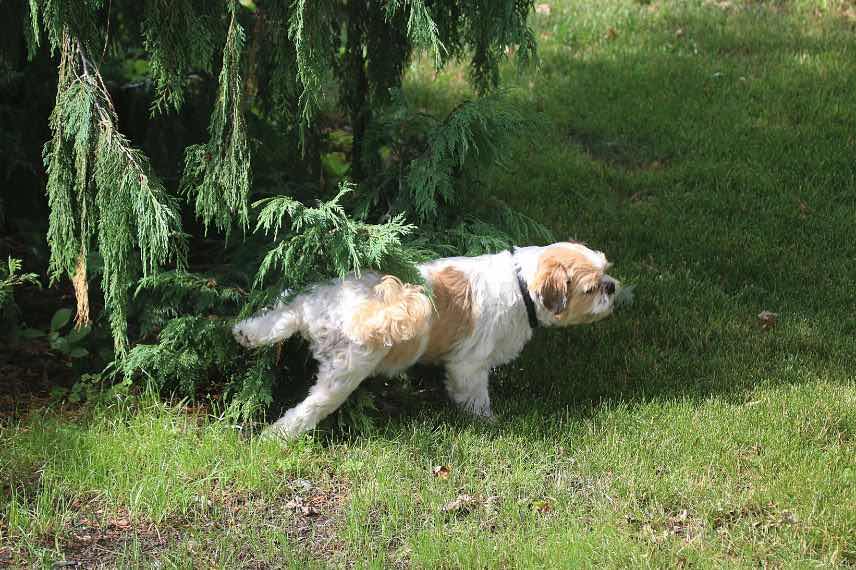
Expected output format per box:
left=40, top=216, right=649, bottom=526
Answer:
left=258, top=425, right=291, bottom=445
left=481, top=413, right=499, bottom=425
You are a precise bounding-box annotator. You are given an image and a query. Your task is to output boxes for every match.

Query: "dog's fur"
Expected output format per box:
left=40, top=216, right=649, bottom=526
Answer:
left=233, top=242, right=618, bottom=438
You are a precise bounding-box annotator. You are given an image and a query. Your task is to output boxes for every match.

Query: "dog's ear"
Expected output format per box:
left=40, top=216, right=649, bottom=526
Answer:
left=535, top=259, right=569, bottom=315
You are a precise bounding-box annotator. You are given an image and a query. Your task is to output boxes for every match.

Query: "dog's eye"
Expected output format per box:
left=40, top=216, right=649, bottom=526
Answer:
left=583, top=287, right=596, bottom=295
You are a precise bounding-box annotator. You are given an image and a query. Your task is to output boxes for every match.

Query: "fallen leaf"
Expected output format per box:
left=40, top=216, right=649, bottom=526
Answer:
left=531, top=499, right=553, bottom=514
left=798, top=200, right=811, bottom=217
left=606, top=27, right=619, bottom=40
left=535, top=3, right=551, bottom=16
left=432, top=465, right=450, bottom=480
left=442, top=494, right=477, bottom=514
left=675, top=28, right=685, bottom=38
left=286, top=497, right=321, bottom=516
left=757, top=310, right=778, bottom=330
left=291, top=478, right=314, bottom=493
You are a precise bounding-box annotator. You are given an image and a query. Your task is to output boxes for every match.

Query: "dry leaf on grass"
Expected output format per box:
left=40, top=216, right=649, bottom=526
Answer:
left=442, top=494, right=477, bottom=514
left=757, top=310, right=778, bottom=330
left=432, top=465, right=450, bottom=480
left=285, top=497, right=320, bottom=516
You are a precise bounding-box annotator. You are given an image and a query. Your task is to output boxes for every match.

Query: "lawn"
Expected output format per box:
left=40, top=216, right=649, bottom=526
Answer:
left=2, top=0, right=855, bottom=567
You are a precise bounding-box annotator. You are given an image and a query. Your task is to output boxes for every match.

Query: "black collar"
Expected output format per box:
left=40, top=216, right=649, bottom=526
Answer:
left=510, top=247, right=538, bottom=329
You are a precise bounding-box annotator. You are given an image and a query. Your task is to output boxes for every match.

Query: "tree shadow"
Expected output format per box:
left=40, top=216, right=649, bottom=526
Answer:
left=329, top=3, right=856, bottom=438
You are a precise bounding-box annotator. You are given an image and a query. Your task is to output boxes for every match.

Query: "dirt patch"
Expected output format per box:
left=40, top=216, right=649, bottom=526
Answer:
left=1, top=504, right=177, bottom=569
left=3, top=476, right=351, bottom=568
left=711, top=501, right=798, bottom=533
left=626, top=506, right=707, bottom=545
left=205, top=477, right=350, bottom=564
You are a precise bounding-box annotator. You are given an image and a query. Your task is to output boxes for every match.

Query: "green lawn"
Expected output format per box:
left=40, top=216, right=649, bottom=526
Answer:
left=3, top=0, right=856, bottom=567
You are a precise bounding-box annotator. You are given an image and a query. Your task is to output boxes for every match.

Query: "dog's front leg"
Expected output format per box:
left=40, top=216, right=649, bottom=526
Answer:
left=233, top=304, right=302, bottom=348
left=444, top=363, right=493, bottom=419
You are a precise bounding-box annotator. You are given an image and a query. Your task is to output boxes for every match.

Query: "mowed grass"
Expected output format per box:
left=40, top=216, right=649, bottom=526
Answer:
left=3, top=0, right=856, bottom=567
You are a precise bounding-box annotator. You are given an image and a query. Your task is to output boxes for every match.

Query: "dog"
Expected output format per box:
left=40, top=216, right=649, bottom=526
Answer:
left=233, top=241, right=619, bottom=438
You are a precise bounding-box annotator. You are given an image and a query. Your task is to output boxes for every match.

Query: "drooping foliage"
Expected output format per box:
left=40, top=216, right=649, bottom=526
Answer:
left=180, top=3, right=251, bottom=237
left=42, top=29, right=184, bottom=354
left=2, top=0, right=548, bottom=413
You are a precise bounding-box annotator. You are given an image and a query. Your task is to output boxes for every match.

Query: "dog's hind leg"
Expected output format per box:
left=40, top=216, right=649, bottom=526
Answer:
left=233, top=300, right=303, bottom=348
left=445, top=363, right=493, bottom=419
left=267, top=345, right=385, bottom=439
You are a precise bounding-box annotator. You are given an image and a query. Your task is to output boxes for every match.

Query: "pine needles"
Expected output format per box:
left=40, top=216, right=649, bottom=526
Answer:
left=44, top=32, right=183, bottom=353
left=181, top=3, right=251, bottom=237
left=22, top=0, right=545, bottom=413
left=254, top=182, right=423, bottom=289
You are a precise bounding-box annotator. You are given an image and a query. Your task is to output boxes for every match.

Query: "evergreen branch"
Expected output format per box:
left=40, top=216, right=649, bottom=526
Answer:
left=0, top=257, right=40, bottom=311
left=288, top=0, right=334, bottom=135
left=252, top=181, right=420, bottom=288
left=142, top=0, right=217, bottom=113
left=385, top=0, right=446, bottom=65
left=180, top=3, right=250, bottom=238
left=44, top=33, right=183, bottom=354
left=404, top=93, right=527, bottom=221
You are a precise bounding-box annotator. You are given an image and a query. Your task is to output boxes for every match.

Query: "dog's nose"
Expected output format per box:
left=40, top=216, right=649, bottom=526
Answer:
left=603, top=279, right=616, bottom=295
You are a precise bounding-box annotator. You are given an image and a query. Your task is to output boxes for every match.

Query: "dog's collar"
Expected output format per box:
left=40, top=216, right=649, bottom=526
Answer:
left=510, top=247, right=539, bottom=330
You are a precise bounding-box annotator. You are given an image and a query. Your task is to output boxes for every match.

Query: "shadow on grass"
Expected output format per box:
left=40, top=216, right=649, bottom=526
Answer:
left=335, top=2, right=856, bottom=438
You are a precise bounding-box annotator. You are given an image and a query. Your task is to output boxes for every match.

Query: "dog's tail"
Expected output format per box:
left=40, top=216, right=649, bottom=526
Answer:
left=349, top=276, right=432, bottom=348
left=232, top=298, right=303, bottom=348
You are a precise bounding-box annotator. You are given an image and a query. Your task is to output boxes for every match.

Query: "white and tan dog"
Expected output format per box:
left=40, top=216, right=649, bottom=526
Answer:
left=233, top=242, right=618, bottom=438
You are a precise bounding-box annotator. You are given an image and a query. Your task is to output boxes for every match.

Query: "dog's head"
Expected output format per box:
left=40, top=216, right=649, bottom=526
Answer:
left=530, top=242, right=618, bottom=326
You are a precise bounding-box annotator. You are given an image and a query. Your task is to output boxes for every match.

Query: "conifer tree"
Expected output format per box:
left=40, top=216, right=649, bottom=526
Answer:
left=3, top=0, right=548, bottom=410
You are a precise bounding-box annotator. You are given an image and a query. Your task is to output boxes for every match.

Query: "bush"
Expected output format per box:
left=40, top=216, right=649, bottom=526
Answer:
left=2, top=1, right=547, bottom=416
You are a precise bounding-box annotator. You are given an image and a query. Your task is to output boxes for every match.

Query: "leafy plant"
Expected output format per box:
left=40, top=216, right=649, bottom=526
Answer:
left=6, top=0, right=547, bottom=419
left=21, top=308, right=91, bottom=360
left=0, top=257, right=40, bottom=335
left=0, top=257, right=39, bottom=310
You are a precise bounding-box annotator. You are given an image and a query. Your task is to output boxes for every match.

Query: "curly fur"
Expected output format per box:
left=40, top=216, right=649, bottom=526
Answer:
left=233, top=242, right=619, bottom=439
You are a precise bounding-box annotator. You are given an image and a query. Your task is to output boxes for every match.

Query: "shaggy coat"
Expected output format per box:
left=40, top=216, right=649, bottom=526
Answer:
left=233, top=242, right=618, bottom=438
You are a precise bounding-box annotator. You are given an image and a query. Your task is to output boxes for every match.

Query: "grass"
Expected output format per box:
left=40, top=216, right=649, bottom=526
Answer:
left=3, top=0, right=856, bottom=566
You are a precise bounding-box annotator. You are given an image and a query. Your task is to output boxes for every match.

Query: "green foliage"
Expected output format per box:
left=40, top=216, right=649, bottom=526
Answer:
left=360, top=90, right=554, bottom=254
left=287, top=0, right=336, bottom=131
left=405, top=93, right=532, bottom=221
left=43, top=34, right=184, bottom=354
left=133, top=271, right=244, bottom=338
left=142, top=0, right=218, bottom=114
left=64, top=371, right=125, bottom=404
left=180, top=3, right=251, bottom=237
left=254, top=181, right=426, bottom=290
left=0, top=257, right=39, bottom=311
left=21, top=307, right=91, bottom=359
left=15, top=0, right=545, bottom=417
left=0, top=257, right=40, bottom=333
left=121, top=270, right=279, bottom=418
left=121, top=316, right=237, bottom=400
